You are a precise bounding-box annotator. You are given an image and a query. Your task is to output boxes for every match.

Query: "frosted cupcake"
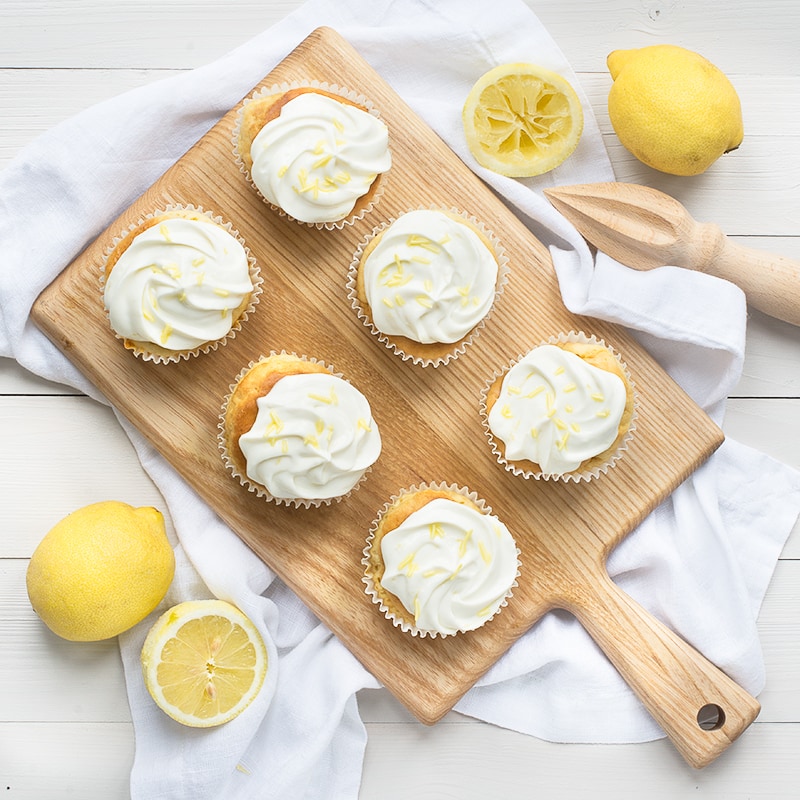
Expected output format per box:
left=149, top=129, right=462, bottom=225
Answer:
left=101, top=207, right=260, bottom=363
left=219, top=353, right=381, bottom=506
left=362, top=484, right=520, bottom=637
left=482, top=333, right=636, bottom=481
left=348, top=208, right=507, bottom=366
left=235, top=84, right=391, bottom=227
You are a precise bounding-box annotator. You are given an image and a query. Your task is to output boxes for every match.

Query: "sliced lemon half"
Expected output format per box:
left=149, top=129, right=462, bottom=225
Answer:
left=141, top=599, right=268, bottom=728
left=462, top=62, right=584, bottom=178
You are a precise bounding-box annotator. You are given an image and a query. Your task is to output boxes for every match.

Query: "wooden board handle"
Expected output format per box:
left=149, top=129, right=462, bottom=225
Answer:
left=693, top=222, right=800, bottom=326
left=568, top=574, right=761, bottom=769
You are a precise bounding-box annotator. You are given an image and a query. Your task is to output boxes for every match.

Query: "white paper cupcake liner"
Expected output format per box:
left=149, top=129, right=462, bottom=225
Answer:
left=217, top=351, right=375, bottom=508
left=232, top=80, right=389, bottom=231
left=345, top=206, right=510, bottom=367
left=361, top=481, right=521, bottom=638
left=479, top=331, right=638, bottom=482
left=99, top=204, right=263, bottom=364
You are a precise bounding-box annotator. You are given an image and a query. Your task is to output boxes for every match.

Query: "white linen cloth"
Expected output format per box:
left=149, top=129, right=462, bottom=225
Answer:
left=2, top=0, right=799, bottom=796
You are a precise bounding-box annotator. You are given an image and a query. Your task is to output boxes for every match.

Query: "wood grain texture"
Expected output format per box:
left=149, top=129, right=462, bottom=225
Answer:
left=29, top=27, right=738, bottom=761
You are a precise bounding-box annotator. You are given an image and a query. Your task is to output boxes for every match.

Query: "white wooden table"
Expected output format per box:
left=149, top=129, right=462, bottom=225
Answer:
left=2, top=1, right=798, bottom=797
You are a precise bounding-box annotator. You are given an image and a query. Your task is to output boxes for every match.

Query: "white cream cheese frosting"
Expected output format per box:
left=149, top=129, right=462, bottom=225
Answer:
left=362, top=210, right=499, bottom=344
left=487, top=344, right=627, bottom=475
left=238, top=372, right=381, bottom=501
left=380, top=497, right=518, bottom=634
left=249, top=92, right=391, bottom=224
left=103, top=217, right=253, bottom=351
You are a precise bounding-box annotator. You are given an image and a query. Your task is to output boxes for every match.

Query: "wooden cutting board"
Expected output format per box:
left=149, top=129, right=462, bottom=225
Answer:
left=31, top=27, right=759, bottom=768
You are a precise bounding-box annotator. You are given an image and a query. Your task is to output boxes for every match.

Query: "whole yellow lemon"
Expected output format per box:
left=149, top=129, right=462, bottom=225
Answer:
left=607, top=44, right=743, bottom=176
left=26, top=501, right=175, bottom=641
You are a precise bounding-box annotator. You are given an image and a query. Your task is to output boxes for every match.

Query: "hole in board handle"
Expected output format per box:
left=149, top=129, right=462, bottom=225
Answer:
left=697, top=703, right=726, bottom=731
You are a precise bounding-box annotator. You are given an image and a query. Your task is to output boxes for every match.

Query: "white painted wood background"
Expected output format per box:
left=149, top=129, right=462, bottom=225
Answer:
left=2, top=1, right=799, bottom=797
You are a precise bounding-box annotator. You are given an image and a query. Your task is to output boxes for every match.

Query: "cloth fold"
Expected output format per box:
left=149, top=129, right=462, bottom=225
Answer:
left=2, top=0, right=799, bottom=797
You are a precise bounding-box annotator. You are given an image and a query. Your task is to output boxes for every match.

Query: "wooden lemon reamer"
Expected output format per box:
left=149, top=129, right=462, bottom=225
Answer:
left=544, top=182, right=800, bottom=326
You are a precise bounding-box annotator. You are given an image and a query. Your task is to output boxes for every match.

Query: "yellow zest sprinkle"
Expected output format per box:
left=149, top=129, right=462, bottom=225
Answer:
left=196, top=271, right=205, bottom=286
left=398, top=553, right=418, bottom=577
left=277, top=165, right=288, bottom=178
left=413, top=595, right=421, bottom=622
left=315, top=419, right=325, bottom=435
left=446, top=563, right=464, bottom=582
left=160, top=325, right=172, bottom=345
left=565, top=404, right=574, bottom=413
left=415, top=295, right=433, bottom=309
left=555, top=365, right=565, bottom=375
left=428, top=522, right=445, bottom=539
left=335, top=138, right=346, bottom=147
left=332, top=117, right=345, bottom=133
left=525, top=385, right=545, bottom=399
left=395, top=294, right=405, bottom=306
left=411, top=255, right=430, bottom=264
left=547, top=407, right=556, bottom=418
left=563, top=383, right=577, bottom=393
left=458, top=528, right=473, bottom=558
left=546, top=391, right=555, bottom=411
left=571, top=423, right=581, bottom=433
left=424, top=279, right=433, bottom=293
left=477, top=604, right=494, bottom=618
left=213, top=288, right=230, bottom=297
left=506, top=385, right=521, bottom=395
left=478, top=541, right=492, bottom=564
left=312, top=140, right=326, bottom=155
left=596, top=409, right=611, bottom=418
left=591, top=393, right=605, bottom=402
left=303, top=434, right=319, bottom=448
left=266, top=436, right=277, bottom=447
left=382, top=297, right=394, bottom=308
left=281, top=440, right=289, bottom=454
left=308, top=387, right=338, bottom=405
left=556, top=432, right=570, bottom=451
left=220, top=307, right=229, bottom=319
left=158, top=224, right=172, bottom=242
left=142, top=309, right=155, bottom=322
left=406, top=234, right=441, bottom=253
left=266, top=410, right=283, bottom=436
left=334, top=171, right=350, bottom=184
left=500, top=404, right=513, bottom=419
left=530, top=427, right=538, bottom=438
left=423, top=568, right=444, bottom=578
left=555, top=418, right=568, bottom=431
left=191, top=257, right=205, bottom=267
left=235, top=764, right=252, bottom=775
left=357, top=418, right=372, bottom=432
left=312, top=154, right=332, bottom=169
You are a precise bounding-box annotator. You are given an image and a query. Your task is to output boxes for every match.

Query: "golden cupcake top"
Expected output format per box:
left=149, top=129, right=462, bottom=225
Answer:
left=103, top=214, right=253, bottom=352
left=378, top=495, right=518, bottom=635
left=359, top=209, right=499, bottom=344
left=487, top=343, right=628, bottom=475
left=236, top=369, right=381, bottom=502
left=246, top=91, right=391, bottom=224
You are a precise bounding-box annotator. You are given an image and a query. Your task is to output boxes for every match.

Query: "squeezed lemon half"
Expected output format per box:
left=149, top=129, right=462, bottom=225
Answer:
left=462, top=62, right=584, bottom=177
left=141, top=599, right=268, bottom=728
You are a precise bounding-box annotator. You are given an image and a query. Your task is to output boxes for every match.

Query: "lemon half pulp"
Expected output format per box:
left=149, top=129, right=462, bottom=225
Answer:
left=141, top=599, right=268, bottom=727
left=462, top=62, right=584, bottom=177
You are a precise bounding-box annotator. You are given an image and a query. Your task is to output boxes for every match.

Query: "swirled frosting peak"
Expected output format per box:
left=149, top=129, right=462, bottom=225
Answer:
left=249, top=92, right=391, bottom=224
left=103, top=217, right=253, bottom=351
left=380, top=497, right=518, bottom=634
left=362, top=210, right=499, bottom=344
left=238, top=372, right=381, bottom=501
left=487, top=344, right=627, bottom=474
